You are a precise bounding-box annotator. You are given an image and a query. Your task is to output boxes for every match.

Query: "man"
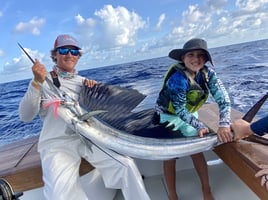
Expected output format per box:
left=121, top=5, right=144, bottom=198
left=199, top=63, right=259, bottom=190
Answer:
left=19, top=34, right=150, bottom=200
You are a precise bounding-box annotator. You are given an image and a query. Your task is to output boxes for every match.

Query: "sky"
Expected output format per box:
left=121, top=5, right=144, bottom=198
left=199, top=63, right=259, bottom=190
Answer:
left=0, top=0, right=268, bottom=83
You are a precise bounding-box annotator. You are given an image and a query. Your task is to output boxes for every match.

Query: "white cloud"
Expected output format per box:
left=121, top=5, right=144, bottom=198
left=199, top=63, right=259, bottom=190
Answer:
left=236, top=0, right=268, bottom=12
left=73, top=14, right=96, bottom=54
left=94, top=5, right=146, bottom=47
left=72, top=4, right=147, bottom=67
left=14, top=17, right=46, bottom=35
left=163, top=0, right=268, bottom=49
left=213, top=2, right=268, bottom=39
left=182, top=5, right=204, bottom=23
left=155, top=13, right=165, bottom=30
left=75, top=14, right=85, bottom=25
left=75, top=14, right=96, bottom=27
left=166, top=4, right=213, bottom=44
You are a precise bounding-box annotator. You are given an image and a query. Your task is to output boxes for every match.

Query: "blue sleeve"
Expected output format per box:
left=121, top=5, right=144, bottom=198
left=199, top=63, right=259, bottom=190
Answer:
left=207, top=67, right=231, bottom=127
left=250, top=116, right=268, bottom=136
left=166, top=72, right=206, bottom=130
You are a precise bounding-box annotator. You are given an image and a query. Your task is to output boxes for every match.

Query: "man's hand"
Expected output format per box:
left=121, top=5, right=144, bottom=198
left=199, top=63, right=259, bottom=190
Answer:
left=231, top=119, right=254, bottom=141
left=32, top=59, right=47, bottom=83
left=255, top=164, right=268, bottom=191
left=83, top=79, right=97, bottom=88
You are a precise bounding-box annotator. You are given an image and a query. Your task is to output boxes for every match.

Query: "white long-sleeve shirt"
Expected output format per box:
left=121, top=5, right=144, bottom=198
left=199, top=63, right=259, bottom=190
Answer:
left=19, top=75, right=84, bottom=150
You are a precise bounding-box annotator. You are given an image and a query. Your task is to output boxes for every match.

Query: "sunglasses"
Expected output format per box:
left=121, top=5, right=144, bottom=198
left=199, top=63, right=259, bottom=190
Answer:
left=58, top=48, right=80, bottom=56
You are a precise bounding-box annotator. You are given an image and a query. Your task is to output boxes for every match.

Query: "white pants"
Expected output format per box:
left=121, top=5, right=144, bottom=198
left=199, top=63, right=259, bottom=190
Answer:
left=39, top=136, right=150, bottom=200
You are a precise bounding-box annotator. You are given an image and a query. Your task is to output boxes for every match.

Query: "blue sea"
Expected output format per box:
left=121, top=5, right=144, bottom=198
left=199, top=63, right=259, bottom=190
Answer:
left=1, top=39, right=268, bottom=148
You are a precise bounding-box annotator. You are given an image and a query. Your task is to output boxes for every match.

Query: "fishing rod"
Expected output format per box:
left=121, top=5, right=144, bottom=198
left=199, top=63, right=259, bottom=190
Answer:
left=17, top=43, right=35, bottom=64
left=17, top=43, right=65, bottom=98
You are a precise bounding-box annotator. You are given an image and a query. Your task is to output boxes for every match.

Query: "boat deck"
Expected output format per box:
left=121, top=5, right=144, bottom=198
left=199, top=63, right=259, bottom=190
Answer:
left=115, top=157, right=260, bottom=200
left=0, top=103, right=268, bottom=199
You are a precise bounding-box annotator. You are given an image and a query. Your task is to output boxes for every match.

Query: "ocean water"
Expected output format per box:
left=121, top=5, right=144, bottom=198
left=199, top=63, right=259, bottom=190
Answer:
left=0, top=39, right=268, bottom=147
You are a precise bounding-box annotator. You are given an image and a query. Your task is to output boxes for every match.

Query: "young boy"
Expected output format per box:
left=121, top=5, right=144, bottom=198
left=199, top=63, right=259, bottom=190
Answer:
left=155, top=38, right=232, bottom=200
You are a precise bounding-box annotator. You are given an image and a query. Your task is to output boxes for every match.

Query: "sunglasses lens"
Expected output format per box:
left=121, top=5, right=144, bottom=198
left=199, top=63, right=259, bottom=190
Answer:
left=58, top=48, right=79, bottom=56
left=58, top=48, right=68, bottom=55
left=70, top=49, right=79, bottom=56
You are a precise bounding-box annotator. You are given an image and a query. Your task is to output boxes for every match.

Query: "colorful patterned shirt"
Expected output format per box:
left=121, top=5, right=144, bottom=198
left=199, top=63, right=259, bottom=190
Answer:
left=159, top=64, right=231, bottom=130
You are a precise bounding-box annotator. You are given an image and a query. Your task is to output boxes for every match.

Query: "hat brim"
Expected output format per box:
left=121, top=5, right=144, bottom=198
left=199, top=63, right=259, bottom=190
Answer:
left=169, top=48, right=213, bottom=65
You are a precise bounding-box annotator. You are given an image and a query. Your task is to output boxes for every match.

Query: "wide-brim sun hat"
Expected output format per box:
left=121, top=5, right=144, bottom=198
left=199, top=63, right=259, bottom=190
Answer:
left=168, top=38, right=213, bottom=65
left=54, top=34, right=81, bottom=49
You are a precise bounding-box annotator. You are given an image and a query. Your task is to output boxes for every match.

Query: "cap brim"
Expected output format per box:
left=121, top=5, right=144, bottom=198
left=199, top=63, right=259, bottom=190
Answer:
left=56, top=44, right=81, bottom=49
left=168, top=48, right=213, bottom=65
